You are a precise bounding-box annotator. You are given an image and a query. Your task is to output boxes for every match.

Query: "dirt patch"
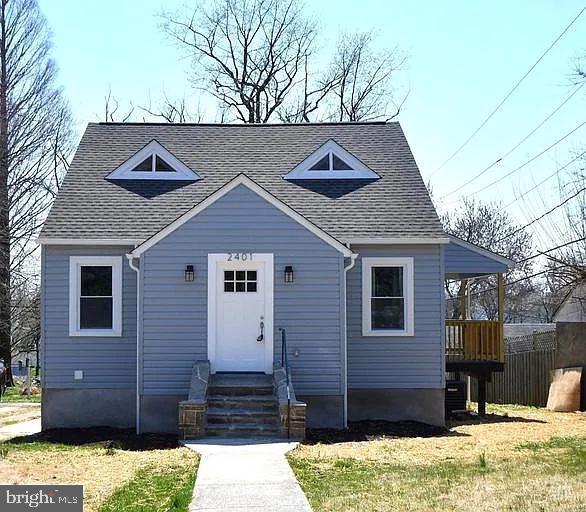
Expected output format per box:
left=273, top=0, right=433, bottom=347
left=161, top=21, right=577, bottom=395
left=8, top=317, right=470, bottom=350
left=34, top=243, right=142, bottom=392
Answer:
left=305, top=420, right=452, bottom=444
left=8, top=427, right=180, bottom=451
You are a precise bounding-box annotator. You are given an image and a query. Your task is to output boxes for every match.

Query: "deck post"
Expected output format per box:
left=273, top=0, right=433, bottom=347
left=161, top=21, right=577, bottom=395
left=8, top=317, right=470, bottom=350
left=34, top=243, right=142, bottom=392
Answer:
left=459, top=279, right=468, bottom=320
left=477, top=378, right=486, bottom=416
left=497, top=273, right=505, bottom=362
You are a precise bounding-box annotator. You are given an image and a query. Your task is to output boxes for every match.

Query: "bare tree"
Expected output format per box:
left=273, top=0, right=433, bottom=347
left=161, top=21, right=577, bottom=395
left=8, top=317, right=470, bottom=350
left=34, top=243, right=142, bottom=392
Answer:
left=442, top=198, right=534, bottom=321
left=104, top=88, right=134, bottom=122
left=0, top=0, right=72, bottom=383
left=163, top=0, right=317, bottom=123
left=139, top=93, right=204, bottom=123
left=326, top=32, right=406, bottom=122
left=162, top=1, right=406, bottom=123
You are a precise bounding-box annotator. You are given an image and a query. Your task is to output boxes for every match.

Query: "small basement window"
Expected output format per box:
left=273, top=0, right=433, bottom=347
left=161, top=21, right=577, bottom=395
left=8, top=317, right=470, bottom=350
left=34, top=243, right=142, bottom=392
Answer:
left=69, top=256, right=122, bottom=336
left=362, top=257, right=414, bottom=336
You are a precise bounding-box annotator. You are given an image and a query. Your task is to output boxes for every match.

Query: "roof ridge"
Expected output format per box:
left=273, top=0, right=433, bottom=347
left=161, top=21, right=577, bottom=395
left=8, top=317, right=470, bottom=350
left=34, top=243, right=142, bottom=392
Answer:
left=92, top=121, right=395, bottom=127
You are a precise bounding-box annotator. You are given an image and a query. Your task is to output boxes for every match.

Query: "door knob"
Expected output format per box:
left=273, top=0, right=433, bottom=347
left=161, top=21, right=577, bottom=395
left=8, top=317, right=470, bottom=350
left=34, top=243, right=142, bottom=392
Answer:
left=256, top=319, right=264, bottom=343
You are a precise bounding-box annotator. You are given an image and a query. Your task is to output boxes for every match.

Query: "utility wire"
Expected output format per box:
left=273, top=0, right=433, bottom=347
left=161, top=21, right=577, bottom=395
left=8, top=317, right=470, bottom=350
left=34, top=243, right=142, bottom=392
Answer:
left=431, top=6, right=586, bottom=177
left=496, top=187, right=586, bottom=243
left=441, top=83, right=585, bottom=199
left=502, top=151, right=586, bottom=209
left=464, top=121, right=585, bottom=198
left=445, top=263, right=572, bottom=300
left=516, top=236, right=586, bottom=264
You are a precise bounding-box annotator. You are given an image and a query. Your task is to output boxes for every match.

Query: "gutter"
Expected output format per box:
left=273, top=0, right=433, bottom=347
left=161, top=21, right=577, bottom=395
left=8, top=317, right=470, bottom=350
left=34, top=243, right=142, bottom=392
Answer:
left=126, top=253, right=141, bottom=434
left=343, top=250, right=358, bottom=428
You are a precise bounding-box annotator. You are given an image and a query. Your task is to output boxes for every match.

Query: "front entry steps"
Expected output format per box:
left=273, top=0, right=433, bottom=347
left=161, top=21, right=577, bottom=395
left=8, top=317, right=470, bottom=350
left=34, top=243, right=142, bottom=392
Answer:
left=178, top=362, right=307, bottom=441
left=206, top=373, right=281, bottom=437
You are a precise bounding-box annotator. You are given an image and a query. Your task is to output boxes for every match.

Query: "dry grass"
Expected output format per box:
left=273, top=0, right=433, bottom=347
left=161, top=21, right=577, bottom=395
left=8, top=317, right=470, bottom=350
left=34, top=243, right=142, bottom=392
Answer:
left=0, top=432, right=198, bottom=512
left=0, top=406, right=41, bottom=427
left=289, top=405, right=586, bottom=512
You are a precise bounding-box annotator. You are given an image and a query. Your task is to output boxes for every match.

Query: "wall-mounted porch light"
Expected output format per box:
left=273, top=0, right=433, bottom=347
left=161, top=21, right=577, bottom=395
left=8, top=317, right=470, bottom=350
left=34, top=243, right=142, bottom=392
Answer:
left=185, top=264, right=195, bottom=282
left=284, top=265, right=294, bottom=284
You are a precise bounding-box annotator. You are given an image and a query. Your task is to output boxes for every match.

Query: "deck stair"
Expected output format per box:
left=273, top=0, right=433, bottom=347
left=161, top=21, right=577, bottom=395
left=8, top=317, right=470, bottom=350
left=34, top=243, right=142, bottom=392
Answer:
left=205, top=373, right=281, bottom=437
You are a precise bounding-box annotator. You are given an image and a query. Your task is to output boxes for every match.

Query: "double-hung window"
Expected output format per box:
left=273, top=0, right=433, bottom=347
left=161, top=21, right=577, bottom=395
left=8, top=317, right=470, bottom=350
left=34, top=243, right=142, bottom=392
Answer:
left=69, top=256, right=122, bottom=336
left=362, top=257, right=414, bottom=336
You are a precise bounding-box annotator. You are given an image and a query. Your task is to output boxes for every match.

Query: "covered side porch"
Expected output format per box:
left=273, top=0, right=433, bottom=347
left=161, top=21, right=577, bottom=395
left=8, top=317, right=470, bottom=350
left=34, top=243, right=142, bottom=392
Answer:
left=444, top=236, right=514, bottom=415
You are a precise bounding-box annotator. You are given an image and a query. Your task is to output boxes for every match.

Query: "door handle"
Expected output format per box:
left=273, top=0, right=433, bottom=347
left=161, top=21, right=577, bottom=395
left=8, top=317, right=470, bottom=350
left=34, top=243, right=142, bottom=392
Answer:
left=257, top=319, right=264, bottom=343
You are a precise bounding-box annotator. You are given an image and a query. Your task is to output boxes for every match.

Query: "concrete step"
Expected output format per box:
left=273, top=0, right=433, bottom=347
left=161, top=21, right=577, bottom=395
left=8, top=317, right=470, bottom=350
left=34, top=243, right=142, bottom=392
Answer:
left=206, top=423, right=281, bottom=437
left=207, top=412, right=279, bottom=425
left=207, top=395, right=277, bottom=410
left=207, top=385, right=274, bottom=396
left=211, top=373, right=273, bottom=387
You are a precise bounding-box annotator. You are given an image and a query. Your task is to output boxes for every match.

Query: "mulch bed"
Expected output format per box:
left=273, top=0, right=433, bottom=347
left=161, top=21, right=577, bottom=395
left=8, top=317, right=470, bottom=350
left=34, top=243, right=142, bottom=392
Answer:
left=304, top=420, right=450, bottom=444
left=6, top=427, right=180, bottom=451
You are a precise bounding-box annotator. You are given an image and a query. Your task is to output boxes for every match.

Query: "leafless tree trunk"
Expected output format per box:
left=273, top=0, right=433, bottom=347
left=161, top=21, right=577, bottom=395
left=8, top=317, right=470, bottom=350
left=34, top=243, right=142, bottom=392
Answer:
left=0, top=0, right=72, bottom=384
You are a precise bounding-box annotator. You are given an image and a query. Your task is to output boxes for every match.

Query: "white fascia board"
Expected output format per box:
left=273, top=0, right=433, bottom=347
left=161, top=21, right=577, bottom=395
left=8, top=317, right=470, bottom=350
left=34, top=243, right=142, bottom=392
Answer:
left=448, top=235, right=515, bottom=267
left=107, top=139, right=200, bottom=181
left=284, top=139, right=379, bottom=180
left=346, top=237, right=450, bottom=245
left=37, top=238, right=142, bottom=246
left=129, top=174, right=353, bottom=258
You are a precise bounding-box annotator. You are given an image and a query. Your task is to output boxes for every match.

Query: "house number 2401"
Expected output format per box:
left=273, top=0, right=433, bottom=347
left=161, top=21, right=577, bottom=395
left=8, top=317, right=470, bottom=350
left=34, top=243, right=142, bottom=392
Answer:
left=227, top=252, right=253, bottom=261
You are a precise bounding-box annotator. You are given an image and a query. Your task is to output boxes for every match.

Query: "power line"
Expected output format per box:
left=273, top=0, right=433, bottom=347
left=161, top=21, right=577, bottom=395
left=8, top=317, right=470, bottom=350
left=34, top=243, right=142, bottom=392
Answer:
left=441, top=83, right=585, bottom=199
left=502, top=151, right=586, bottom=209
left=430, top=6, right=586, bottom=177
left=496, top=186, right=586, bottom=243
left=464, top=121, right=585, bottom=198
left=516, top=236, right=586, bottom=264
left=446, top=263, right=573, bottom=300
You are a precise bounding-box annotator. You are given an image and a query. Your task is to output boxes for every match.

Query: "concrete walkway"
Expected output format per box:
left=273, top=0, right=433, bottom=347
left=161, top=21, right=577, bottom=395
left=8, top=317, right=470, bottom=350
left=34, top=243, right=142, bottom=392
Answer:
left=185, top=438, right=313, bottom=512
left=0, top=418, right=41, bottom=441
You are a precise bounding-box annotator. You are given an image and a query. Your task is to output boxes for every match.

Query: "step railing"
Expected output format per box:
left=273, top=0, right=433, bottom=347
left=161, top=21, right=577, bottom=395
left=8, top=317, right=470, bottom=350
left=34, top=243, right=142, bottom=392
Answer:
left=279, top=327, right=291, bottom=439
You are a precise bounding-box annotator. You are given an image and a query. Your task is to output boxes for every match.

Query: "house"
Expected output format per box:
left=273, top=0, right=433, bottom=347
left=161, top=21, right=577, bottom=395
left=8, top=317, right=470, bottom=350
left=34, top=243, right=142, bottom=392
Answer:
left=553, top=281, right=586, bottom=322
left=38, top=122, right=512, bottom=438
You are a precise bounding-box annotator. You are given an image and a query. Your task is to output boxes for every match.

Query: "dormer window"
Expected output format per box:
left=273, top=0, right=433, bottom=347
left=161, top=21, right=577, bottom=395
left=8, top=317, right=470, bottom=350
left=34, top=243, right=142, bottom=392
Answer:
left=131, top=154, right=175, bottom=173
left=285, top=139, right=379, bottom=180
left=107, top=140, right=200, bottom=181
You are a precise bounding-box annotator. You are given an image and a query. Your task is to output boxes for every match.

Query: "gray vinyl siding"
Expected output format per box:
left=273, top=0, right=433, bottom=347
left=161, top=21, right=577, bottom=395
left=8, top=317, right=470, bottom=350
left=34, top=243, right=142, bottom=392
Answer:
left=42, top=245, right=137, bottom=389
left=444, top=242, right=508, bottom=276
left=141, top=184, right=343, bottom=396
left=347, top=244, right=444, bottom=389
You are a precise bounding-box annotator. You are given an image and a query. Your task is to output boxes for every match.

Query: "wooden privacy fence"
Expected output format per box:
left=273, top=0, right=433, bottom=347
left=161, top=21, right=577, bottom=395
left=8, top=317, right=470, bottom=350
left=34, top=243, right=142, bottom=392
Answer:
left=471, top=330, right=557, bottom=407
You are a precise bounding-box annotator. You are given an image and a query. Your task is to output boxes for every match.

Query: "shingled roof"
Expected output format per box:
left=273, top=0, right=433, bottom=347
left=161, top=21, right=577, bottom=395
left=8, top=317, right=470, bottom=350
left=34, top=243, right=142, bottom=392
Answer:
left=40, top=122, right=445, bottom=242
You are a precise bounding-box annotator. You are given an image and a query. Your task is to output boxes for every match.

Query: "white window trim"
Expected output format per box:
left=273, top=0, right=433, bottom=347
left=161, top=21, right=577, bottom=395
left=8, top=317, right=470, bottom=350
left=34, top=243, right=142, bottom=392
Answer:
left=284, top=139, right=379, bottom=180
left=69, top=256, right=123, bottom=337
left=106, top=140, right=200, bottom=181
left=362, top=257, right=414, bottom=337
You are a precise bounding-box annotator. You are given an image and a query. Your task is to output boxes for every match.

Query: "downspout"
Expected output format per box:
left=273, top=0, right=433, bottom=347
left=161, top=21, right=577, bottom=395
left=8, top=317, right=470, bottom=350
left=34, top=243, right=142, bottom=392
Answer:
left=343, top=249, right=358, bottom=428
left=126, top=253, right=140, bottom=434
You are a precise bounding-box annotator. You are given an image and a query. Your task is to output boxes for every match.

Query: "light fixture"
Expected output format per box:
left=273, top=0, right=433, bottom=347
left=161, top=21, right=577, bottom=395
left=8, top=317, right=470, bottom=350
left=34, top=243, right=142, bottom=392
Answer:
left=185, top=264, right=195, bottom=282
left=284, top=265, right=294, bottom=284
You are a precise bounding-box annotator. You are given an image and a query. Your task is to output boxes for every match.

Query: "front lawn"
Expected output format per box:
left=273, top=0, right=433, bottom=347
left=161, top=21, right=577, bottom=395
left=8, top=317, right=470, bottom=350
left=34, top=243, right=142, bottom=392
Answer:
left=0, top=428, right=199, bottom=512
left=288, top=404, right=586, bottom=511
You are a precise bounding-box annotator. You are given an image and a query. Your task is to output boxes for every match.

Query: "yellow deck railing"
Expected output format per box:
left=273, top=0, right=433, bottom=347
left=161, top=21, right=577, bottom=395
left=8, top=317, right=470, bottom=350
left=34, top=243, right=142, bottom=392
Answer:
left=446, top=320, right=504, bottom=362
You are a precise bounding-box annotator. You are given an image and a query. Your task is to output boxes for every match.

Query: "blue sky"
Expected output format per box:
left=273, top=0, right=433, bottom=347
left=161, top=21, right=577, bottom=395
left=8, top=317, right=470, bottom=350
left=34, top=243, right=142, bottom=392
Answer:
left=38, top=0, right=585, bottom=251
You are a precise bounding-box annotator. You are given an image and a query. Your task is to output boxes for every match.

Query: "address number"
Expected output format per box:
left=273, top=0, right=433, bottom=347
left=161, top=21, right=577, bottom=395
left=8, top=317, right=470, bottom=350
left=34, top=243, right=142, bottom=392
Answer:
left=227, top=252, right=253, bottom=261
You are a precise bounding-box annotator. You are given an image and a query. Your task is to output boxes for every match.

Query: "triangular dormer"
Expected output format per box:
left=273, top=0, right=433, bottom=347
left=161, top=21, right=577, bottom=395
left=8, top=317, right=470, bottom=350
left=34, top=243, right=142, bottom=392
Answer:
left=284, top=139, right=379, bottom=180
left=107, top=140, right=200, bottom=181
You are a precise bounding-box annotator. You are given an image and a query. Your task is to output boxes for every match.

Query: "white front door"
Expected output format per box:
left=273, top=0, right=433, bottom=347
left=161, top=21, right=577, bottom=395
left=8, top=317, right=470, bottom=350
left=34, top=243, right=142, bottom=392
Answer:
left=208, top=253, right=274, bottom=373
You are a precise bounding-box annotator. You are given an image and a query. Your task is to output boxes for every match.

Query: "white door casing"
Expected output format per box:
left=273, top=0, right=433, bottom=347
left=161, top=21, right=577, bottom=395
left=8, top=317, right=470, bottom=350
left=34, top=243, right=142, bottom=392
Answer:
left=207, top=253, right=274, bottom=373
